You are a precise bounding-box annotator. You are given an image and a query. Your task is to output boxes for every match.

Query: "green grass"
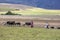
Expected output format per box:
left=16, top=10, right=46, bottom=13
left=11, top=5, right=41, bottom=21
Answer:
left=0, top=26, right=60, bottom=40
left=0, top=8, right=60, bottom=15
left=0, top=7, right=15, bottom=11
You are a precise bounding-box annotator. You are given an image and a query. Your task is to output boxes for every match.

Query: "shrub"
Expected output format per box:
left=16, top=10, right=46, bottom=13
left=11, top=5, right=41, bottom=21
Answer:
left=1, top=11, right=22, bottom=15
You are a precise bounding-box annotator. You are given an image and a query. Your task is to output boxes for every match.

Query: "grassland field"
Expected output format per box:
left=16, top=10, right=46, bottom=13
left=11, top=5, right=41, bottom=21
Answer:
left=0, top=26, right=60, bottom=40
left=0, top=3, right=60, bottom=40
left=0, top=3, right=60, bottom=15
left=0, top=8, right=60, bottom=15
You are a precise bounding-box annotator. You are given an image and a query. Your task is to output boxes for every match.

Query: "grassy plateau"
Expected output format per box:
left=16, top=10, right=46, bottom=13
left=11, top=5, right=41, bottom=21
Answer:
left=0, top=26, right=60, bottom=40
left=0, top=8, right=60, bottom=15
left=0, top=3, right=60, bottom=15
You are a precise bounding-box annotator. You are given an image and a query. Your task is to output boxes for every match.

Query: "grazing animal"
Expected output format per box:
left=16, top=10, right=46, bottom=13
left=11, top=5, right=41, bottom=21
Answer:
left=5, top=21, right=21, bottom=26
left=23, top=22, right=31, bottom=26
left=6, top=21, right=15, bottom=25
left=57, top=27, right=60, bottom=29
left=15, top=22, right=21, bottom=25
left=50, top=27, right=54, bottom=29
left=23, top=21, right=34, bottom=28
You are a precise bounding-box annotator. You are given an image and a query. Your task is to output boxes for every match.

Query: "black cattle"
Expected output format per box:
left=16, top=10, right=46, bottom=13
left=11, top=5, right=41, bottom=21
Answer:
left=5, top=21, right=21, bottom=26
left=50, top=26, right=54, bottom=29
left=23, top=22, right=31, bottom=26
left=7, top=21, right=15, bottom=25
left=15, top=22, right=21, bottom=25
left=23, top=21, right=34, bottom=28
left=57, top=27, right=60, bottom=29
left=6, top=21, right=15, bottom=25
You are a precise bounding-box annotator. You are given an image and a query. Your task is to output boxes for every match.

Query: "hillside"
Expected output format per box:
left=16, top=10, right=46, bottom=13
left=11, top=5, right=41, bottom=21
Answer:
left=0, top=3, right=33, bottom=11
left=0, top=0, right=60, bottom=9
left=0, top=3, right=60, bottom=15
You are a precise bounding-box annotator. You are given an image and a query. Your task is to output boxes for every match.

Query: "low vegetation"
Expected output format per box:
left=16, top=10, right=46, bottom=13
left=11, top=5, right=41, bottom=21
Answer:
left=0, top=26, right=60, bottom=40
left=1, top=11, right=21, bottom=15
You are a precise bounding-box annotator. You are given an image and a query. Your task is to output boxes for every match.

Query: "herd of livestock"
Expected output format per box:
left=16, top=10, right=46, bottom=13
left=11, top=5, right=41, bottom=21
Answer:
left=0, top=15, right=60, bottom=29
left=4, top=20, right=34, bottom=28
left=3, top=20, right=60, bottom=29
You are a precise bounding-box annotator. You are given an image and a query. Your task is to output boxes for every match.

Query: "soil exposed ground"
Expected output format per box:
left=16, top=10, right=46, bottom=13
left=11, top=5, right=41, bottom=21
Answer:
left=0, top=15, right=60, bottom=27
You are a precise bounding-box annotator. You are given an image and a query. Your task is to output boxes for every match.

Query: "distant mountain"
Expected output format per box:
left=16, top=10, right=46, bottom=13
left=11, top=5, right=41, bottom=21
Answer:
left=0, top=0, right=60, bottom=9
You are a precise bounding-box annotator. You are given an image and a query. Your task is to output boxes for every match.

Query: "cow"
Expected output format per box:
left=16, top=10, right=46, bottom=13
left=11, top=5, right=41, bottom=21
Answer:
left=15, top=22, right=21, bottom=25
left=23, top=22, right=31, bottom=26
left=23, top=21, right=34, bottom=28
left=5, top=21, right=15, bottom=25
left=50, top=26, right=54, bottom=29
left=4, top=21, right=21, bottom=26
left=57, top=27, right=60, bottom=29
